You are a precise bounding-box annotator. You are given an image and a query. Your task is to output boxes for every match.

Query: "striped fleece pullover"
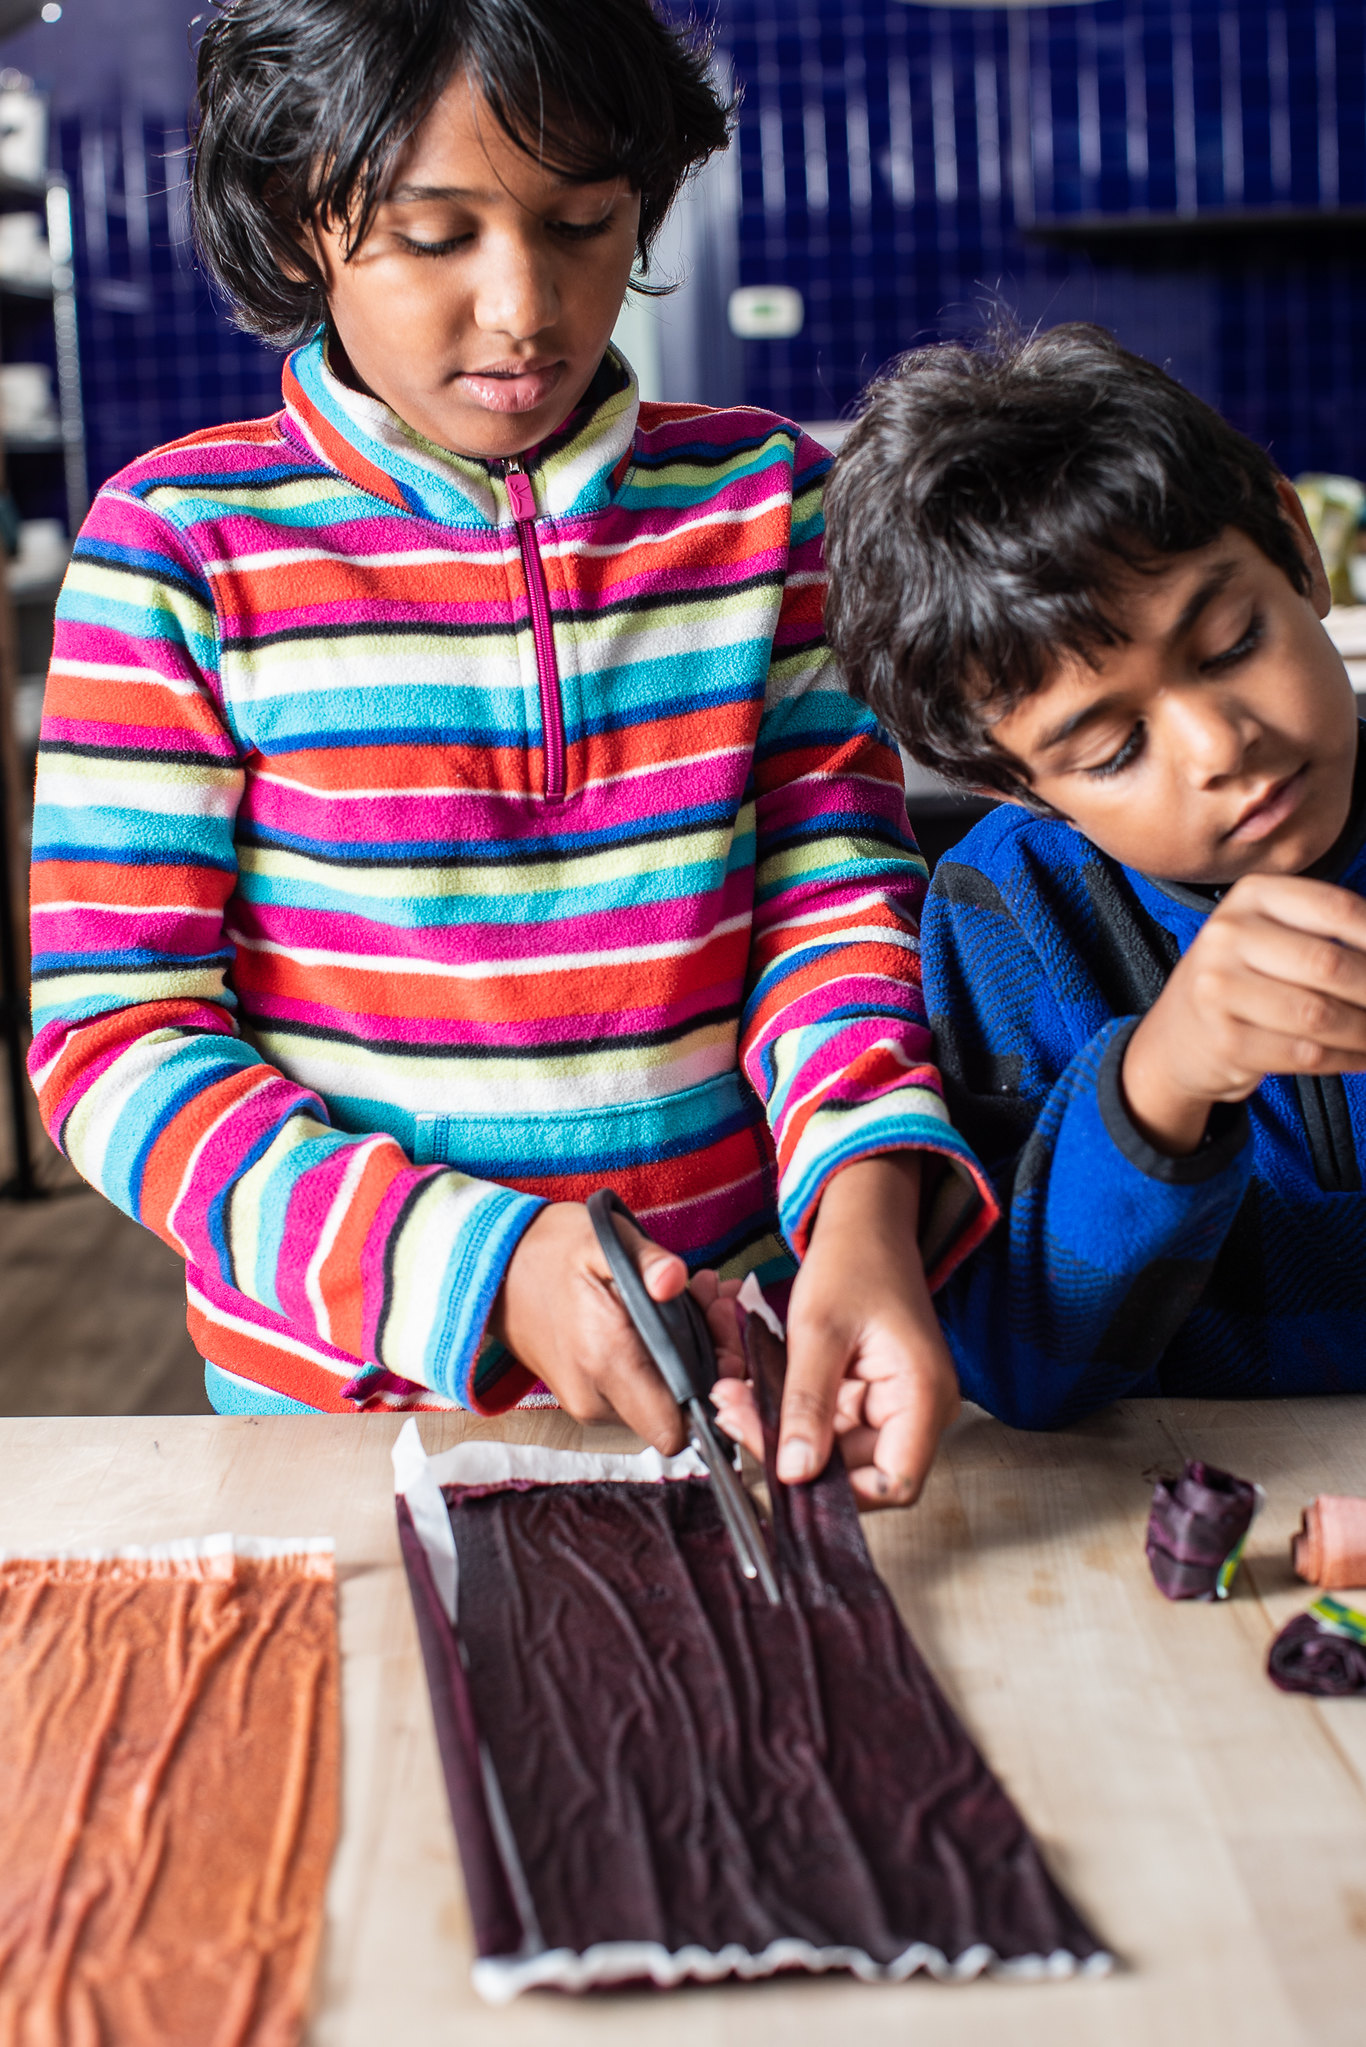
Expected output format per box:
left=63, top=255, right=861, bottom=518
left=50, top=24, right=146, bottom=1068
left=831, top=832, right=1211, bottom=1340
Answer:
left=29, top=338, right=994, bottom=1415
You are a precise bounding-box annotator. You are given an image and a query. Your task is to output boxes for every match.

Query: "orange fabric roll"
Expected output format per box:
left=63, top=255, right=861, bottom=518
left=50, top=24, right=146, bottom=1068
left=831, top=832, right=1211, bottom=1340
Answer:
left=1291, top=1495, right=1366, bottom=1590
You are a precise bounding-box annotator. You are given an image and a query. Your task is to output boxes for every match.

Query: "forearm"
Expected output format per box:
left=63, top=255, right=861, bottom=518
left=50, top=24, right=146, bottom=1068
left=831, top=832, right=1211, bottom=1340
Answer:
left=31, top=995, right=544, bottom=1404
left=938, top=1021, right=1253, bottom=1427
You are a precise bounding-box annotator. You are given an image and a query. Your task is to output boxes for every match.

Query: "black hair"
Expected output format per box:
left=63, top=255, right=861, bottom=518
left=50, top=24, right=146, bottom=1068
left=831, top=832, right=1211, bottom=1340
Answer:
left=192, top=0, right=733, bottom=347
left=824, top=321, right=1312, bottom=803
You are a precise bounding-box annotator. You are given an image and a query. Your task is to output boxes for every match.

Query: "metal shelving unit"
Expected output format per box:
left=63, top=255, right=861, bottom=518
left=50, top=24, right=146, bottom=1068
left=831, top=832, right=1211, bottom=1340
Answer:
left=0, top=97, right=87, bottom=1198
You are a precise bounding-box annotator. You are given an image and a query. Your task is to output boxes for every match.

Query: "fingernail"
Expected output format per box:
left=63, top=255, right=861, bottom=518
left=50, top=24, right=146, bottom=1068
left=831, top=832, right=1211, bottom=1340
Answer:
left=778, top=1439, right=815, bottom=1484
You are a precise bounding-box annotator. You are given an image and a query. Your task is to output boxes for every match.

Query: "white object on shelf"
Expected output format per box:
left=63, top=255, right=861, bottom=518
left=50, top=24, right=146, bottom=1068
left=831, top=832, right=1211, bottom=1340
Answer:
left=0, top=208, right=51, bottom=289
left=7, top=515, right=69, bottom=595
left=11, top=673, right=43, bottom=749
left=0, top=360, right=55, bottom=434
left=0, top=86, right=46, bottom=188
left=727, top=284, right=804, bottom=339
left=1325, top=605, right=1366, bottom=694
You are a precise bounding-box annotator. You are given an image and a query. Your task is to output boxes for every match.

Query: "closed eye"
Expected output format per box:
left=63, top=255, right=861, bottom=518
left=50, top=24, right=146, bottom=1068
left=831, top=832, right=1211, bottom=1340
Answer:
left=396, top=233, right=473, bottom=258
left=547, top=218, right=615, bottom=242
left=1202, top=611, right=1265, bottom=671
left=1084, top=723, right=1146, bottom=780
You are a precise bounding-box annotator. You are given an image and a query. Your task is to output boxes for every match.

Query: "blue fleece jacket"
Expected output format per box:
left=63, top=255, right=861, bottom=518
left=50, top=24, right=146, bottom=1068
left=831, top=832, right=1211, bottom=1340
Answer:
left=922, top=770, right=1366, bottom=1428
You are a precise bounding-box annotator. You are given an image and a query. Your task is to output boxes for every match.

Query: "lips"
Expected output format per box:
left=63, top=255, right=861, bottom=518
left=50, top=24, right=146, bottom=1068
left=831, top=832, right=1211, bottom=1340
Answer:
left=1226, top=763, right=1310, bottom=842
left=457, top=359, right=564, bottom=415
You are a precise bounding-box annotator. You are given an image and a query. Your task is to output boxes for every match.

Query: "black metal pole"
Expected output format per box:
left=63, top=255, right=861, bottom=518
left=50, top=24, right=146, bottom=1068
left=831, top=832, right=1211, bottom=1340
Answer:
left=0, top=706, right=38, bottom=1201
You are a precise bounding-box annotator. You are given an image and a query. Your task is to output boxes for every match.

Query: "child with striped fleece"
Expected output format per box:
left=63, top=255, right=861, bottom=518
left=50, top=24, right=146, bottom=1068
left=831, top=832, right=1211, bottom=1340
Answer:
left=28, top=0, right=993, bottom=1504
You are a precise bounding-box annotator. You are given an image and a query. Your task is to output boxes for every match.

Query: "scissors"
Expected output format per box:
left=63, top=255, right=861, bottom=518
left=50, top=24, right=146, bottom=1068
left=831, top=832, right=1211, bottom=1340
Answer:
left=586, top=1189, right=781, bottom=1606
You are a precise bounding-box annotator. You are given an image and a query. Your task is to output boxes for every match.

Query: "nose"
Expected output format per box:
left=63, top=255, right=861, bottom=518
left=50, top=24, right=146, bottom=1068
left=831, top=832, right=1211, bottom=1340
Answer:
left=471, top=226, right=559, bottom=343
left=1164, top=686, right=1258, bottom=784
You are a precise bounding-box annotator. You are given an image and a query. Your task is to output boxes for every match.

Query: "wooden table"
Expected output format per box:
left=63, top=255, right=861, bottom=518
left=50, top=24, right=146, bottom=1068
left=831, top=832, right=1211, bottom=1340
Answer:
left=1, top=1398, right=1363, bottom=2046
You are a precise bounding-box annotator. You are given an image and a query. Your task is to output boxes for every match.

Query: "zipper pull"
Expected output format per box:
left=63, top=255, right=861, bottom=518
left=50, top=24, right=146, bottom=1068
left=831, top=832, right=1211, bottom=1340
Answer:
left=504, top=462, right=537, bottom=523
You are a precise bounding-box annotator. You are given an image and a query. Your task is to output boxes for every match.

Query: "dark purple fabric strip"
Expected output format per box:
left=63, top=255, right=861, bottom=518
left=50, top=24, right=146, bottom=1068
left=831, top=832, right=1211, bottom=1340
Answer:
left=403, top=1309, right=1105, bottom=1976
left=1267, top=1612, right=1366, bottom=1696
left=1145, top=1459, right=1257, bottom=1601
left=394, top=1496, right=527, bottom=1958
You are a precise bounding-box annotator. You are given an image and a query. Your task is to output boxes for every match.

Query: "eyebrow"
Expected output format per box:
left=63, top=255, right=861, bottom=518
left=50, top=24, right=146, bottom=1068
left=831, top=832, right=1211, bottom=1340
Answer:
left=1171, top=558, right=1240, bottom=639
left=1035, top=556, right=1245, bottom=756
left=385, top=177, right=576, bottom=203
left=1036, top=694, right=1125, bottom=756
left=385, top=184, right=498, bottom=203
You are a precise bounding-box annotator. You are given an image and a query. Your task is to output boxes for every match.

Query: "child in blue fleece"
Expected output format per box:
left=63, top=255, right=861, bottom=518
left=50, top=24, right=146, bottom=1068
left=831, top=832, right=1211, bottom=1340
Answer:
left=822, top=321, right=1366, bottom=1428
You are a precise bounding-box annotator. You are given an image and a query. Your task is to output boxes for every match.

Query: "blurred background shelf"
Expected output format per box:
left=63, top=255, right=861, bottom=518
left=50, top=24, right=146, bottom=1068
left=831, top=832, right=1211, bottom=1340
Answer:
left=0, top=65, right=85, bottom=1201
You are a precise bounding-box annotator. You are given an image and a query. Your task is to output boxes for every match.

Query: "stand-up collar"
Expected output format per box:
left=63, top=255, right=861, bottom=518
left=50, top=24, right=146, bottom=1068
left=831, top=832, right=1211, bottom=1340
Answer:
left=281, top=331, right=640, bottom=529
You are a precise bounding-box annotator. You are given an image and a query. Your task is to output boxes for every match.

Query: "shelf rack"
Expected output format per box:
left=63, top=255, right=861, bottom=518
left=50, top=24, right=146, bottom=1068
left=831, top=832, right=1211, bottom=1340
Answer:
left=0, top=142, right=87, bottom=1198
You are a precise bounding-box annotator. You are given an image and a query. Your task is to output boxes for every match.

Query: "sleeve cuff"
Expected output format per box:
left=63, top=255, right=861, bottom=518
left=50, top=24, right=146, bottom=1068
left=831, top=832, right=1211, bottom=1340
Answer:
left=429, top=1187, right=547, bottom=1408
left=777, top=1095, right=1000, bottom=1287
left=1097, top=1019, right=1251, bottom=1185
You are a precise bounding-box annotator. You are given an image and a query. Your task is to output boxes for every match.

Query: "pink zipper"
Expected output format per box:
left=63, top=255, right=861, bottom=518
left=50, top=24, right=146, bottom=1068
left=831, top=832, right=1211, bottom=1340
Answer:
left=505, top=463, right=565, bottom=801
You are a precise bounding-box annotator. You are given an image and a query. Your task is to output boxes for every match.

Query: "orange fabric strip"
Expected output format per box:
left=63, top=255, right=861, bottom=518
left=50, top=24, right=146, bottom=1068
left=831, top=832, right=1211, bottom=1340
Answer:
left=0, top=1548, right=339, bottom=2044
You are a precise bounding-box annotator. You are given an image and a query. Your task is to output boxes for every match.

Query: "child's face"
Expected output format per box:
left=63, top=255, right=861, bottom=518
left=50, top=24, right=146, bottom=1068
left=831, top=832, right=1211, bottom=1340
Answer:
left=308, top=76, right=642, bottom=460
left=987, top=484, right=1360, bottom=884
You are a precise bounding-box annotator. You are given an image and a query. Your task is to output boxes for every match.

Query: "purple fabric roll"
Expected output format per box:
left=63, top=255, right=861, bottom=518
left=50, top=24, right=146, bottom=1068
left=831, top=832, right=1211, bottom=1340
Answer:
left=1267, top=1612, right=1366, bottom=1697
left=1145, top=1459, right=1259, bottom=1601
left=398, top=1306, right=1110, bottom=1994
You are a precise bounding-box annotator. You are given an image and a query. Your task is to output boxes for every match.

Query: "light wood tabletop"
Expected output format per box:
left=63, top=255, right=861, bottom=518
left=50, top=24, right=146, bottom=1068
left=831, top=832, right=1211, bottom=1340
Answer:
left=1, top=1398, right=1363, bottom=2046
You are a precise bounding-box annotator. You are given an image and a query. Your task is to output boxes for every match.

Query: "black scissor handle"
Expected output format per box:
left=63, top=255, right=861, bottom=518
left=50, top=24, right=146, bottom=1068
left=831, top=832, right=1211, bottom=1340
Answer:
left=585, top=1188, right=715, bottom=1407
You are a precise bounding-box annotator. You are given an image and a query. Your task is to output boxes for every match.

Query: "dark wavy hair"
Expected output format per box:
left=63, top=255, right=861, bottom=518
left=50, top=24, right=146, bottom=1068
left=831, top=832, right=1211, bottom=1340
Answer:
left=192, top=0, right=733, bottom=347
left=824, top=322, right=1310, bottom=802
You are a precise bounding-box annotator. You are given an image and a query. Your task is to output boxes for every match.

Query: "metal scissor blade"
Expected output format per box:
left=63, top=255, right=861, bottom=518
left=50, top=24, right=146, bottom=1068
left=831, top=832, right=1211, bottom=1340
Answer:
left=586, top=1188, right=781, bottom=1606
left=686, top=1398, right=782, bottom=1607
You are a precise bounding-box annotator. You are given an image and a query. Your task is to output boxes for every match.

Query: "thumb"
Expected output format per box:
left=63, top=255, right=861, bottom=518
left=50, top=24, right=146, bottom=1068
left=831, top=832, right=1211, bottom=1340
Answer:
left=776, top=1315, right=845, bottom=1486
left=613, top=1216, right=688, bottom=1303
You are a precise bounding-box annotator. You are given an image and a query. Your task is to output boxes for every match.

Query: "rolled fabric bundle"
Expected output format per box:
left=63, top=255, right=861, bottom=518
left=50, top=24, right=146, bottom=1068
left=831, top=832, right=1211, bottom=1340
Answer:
left=1291, top=1495, right=1366, bottom=1590
left=1145, top=1459, right=1260, bottom=1602
left=1267, top=1596, right=1366, bottom=1697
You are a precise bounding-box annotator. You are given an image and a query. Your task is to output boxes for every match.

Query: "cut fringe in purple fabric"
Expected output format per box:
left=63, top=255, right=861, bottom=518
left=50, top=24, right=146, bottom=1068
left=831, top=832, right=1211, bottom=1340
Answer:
left=1145, top=1460, right=1259, bottom=1602
left=397, top=1309, right=1111, bottom=2000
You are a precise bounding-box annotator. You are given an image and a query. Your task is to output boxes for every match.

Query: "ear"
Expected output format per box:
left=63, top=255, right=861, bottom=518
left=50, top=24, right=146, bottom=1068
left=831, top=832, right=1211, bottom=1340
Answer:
left=1275, top=474, right=1333, bottom=620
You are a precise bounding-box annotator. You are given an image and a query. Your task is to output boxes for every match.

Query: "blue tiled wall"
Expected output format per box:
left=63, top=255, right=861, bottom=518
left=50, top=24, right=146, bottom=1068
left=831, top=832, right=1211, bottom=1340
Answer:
left=55, top=110, right=280, bottom=496
left=715, top=0, right=1366, bottom=477
left=15, top=0, right=1366, bottom=492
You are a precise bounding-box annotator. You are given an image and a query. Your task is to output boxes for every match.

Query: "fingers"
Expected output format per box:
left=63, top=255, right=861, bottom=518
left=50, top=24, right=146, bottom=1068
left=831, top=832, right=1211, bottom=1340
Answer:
left=775, top=1309, right=844, bottom=1484
left=1225, top=873, right=1366, bottom=952
left=1130, top=875, right=1366, bottom=1142
left=593, top=1343, right=687, bottom=1456
left=607, top=1213, right=687, bottom=1304
left=709, top=1377, right=764, bottom=1462
left=1205, top=877, right=1366, bottom=1064
left=1186, top=969, right=1366, bottom=1079
left=574, top=1209, right=691, bottom=1451
left=496, top=1203, right=694, bottom=1453
left=852, top=1369, right=960, bottom=1509
left=1196, top=913, right=1366, bottom=1065
left=1204, top=1016, right=1366, bottom=1084
left=690, top=1271, right=745, bottom=1376
left=1227, top=913, right=1366, bottom=1016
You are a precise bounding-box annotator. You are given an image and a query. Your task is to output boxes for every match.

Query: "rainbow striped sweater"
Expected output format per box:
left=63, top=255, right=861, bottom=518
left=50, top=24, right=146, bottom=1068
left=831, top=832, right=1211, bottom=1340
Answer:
left=29, top=338, right=994, bottom=1415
